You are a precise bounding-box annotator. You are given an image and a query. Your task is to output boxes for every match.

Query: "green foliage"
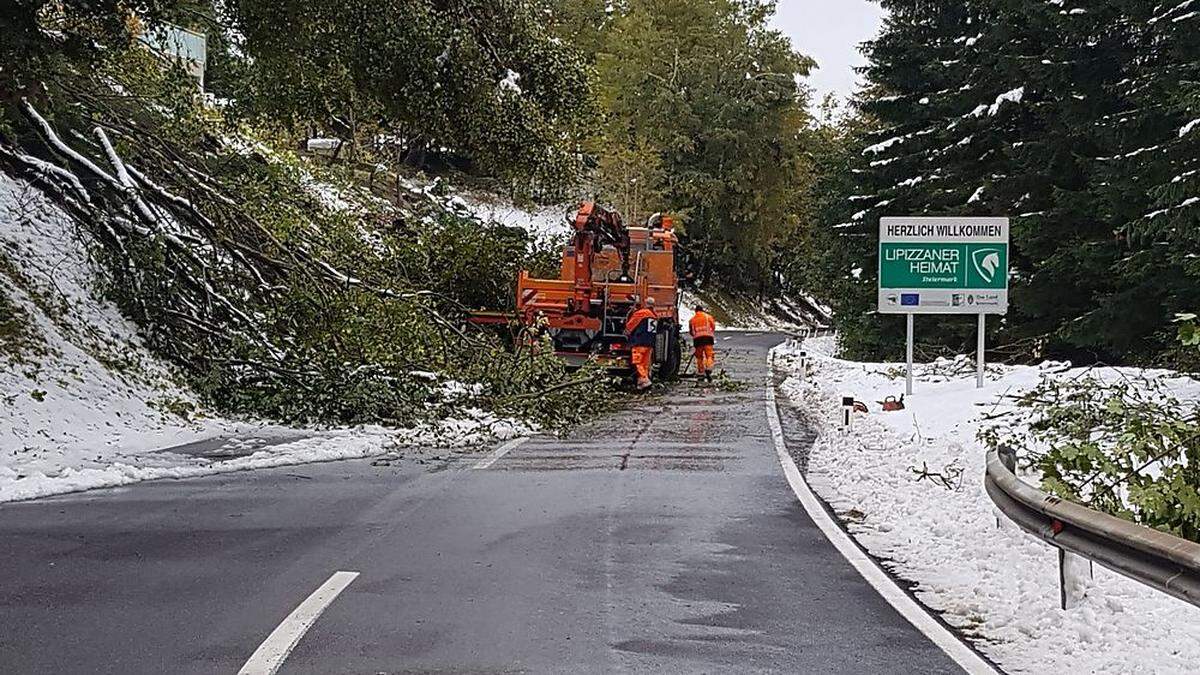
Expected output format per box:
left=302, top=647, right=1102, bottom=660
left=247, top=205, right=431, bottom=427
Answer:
left=813, top=1, right=1200, bottom=366
left=781, top=102, right=875, bottom=352
left=0, top=284, right=45, bottom=366
left=0, top=1, right=173, bottom=76
left=1177, top=314, right=1200, bottom=348
left=984, top=374, right=1200, bottom=541
left=222, top=0, right=594, bottom=192
left=552, top=0, right=815, bottom=294
left=0, top=36, right=611, bottom=433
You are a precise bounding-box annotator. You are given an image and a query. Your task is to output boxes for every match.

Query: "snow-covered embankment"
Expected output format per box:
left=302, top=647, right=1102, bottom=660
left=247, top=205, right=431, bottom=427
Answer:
left=0, top=175, right=525, bottom=503
left=774, top=336, right=1200, bottom=673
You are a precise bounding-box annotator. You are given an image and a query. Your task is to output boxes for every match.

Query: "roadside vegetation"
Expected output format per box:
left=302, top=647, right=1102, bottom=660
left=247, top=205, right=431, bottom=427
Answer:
left=787, top=1, right=1200, bottom=540
left=2, top=0, right=828, bottom=435
left=0, top=1, right=612, bottom=431
left=6, top=0, right=1200, bottom=520
left=795, top=1, right=1200, bottom=369
left=977, top=319, right=1200, bottom=541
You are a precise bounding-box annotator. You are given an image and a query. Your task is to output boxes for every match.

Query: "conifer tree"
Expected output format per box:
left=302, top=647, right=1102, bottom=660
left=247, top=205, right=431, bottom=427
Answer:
left=821, top=0, right=1197, bottom=365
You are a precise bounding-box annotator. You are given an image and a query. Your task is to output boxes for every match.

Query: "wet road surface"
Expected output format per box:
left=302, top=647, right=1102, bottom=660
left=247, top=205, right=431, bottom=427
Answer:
left=0, top=332, right=962, bottom=673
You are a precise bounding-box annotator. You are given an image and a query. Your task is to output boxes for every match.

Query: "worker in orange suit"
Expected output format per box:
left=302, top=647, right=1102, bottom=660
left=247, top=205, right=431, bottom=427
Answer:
left=689, top=303, right=717, bottom=382
left=625, top=297, right=658, bottom=391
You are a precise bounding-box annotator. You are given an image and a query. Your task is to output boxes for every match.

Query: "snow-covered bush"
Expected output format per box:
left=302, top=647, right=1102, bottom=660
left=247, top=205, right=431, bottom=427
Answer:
left=982, top=373, right=1200, bottom=541
left=0, top=32, right=610, bottom=431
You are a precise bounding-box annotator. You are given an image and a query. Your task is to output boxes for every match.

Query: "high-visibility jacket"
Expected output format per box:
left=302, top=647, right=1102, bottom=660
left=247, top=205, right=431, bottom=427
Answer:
left=625, top=307, right=658, bottom=347
left=689, top=311, right=716, bottom=346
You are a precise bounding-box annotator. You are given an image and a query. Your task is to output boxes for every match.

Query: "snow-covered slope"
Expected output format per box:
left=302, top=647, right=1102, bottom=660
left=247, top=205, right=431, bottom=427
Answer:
left=0, top=175, right=526, bottom=502
left=454, top=194, right=573, bottom=240
left=775, top=337, right=1200, bottom=673
left=685, top=288, right=833, bottom=332
left=1, top=175, right=237, bottom=458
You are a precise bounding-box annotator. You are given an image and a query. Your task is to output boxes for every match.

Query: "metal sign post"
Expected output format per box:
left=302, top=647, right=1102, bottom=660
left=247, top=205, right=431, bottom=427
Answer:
left=906, top=314, right=914, bottom=396
left=977, top=313, right=986, bottom=388
left=878, top=217, right=1010, bottom=392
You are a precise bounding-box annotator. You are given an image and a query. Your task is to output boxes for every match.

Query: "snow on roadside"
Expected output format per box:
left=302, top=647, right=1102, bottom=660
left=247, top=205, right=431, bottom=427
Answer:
left=0, top=174, right=528, bottom=504
left=775, top=336, right=1200, bottom=674
left=0, top=414, right=531, bottom=504
left=451, top=192, right=572, bottom=240
left=1, top=174, right=237, bottom=458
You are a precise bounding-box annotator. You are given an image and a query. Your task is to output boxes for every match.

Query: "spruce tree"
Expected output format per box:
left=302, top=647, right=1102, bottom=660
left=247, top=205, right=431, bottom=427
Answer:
left=823, top=0, right=1195, bottom=365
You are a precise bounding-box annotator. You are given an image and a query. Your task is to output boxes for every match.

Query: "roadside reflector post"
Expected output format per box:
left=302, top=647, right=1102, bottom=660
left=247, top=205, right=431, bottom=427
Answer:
left=905, top=314, right=914, bottom=396
left=841, top=396, right=854, bottom=432
left=976, top=312, right=986, bottom=389
left=799, top=351, right=808, bottom=381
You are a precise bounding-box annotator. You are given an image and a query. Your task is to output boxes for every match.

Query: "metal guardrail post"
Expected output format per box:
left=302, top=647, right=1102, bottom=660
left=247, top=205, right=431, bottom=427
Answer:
left=997, top=445, right=1016, bottom=473
left=994, top=445, right=1017, bottom=530
left=985, top=446, right=1200, bottom=609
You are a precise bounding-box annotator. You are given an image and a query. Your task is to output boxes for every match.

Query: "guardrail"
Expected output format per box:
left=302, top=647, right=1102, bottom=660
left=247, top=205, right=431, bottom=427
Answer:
left=984, top=447, right=1200, bottom=609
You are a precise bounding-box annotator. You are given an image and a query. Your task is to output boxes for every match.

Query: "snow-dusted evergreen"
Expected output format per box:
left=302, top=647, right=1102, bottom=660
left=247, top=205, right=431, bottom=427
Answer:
left=825, top=1, right=1200, bottom=364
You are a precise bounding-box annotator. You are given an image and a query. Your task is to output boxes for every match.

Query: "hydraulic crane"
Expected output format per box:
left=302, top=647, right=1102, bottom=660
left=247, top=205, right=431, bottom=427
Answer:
left=472, top=202, right=682, bottom=376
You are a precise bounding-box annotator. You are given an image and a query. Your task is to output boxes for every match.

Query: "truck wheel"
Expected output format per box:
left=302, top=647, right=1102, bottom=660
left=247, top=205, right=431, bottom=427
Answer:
left=661, top=324, right=683, bottom=380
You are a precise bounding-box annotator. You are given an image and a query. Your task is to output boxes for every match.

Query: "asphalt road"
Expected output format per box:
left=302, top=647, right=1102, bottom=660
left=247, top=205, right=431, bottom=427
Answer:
left=0, top=332, right=963, bottom=674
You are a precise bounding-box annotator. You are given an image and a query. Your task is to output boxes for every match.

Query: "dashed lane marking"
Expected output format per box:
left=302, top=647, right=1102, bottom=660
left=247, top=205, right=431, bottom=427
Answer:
left=238, top=570, right=359, bottom=675
left=472, top=436, right=530, bottom=470
left=765, top=347, right=998, bottom=675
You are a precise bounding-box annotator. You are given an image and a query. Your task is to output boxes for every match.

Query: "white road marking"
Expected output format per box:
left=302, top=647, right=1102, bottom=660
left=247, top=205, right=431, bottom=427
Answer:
left=472, top=436, right=530, bottom=470
left=764, top=348, right=998, bottom=675
left=238, top=571, right=359, bottom=675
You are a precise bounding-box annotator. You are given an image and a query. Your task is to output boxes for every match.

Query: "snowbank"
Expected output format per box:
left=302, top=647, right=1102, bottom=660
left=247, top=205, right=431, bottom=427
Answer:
left=0, top=175, right=528, bottom=503
left=686, top=289, right=832, bottom=333
left=452, top=193, right=571, bottom=240
left=1, top=175, right=236, bottom=459
left=775, top=337, right=1200, bottom=674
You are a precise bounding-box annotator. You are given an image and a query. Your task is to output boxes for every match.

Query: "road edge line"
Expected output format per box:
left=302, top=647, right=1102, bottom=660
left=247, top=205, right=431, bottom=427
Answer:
left=472, top=436, right=530, bottom=470
left=237, top=570, right=359, bottom=675
left=764, top=346, right=998, bottom=675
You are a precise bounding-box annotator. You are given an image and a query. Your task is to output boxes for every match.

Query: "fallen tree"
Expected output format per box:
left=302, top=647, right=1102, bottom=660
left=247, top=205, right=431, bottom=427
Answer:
left=1, top=41, right=611, bottom=429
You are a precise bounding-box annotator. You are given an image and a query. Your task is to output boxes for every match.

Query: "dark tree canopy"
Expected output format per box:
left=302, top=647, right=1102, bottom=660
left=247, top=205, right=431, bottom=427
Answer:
left=223, top=0, right=594, bottom=189
left=813, top=0, right=1200, bottom=366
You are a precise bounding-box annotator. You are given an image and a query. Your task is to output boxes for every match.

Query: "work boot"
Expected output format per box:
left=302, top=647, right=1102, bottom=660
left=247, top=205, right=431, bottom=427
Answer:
left=637, top=377, right=652, bottom=391
left=705, top=370, right=713, bottom=383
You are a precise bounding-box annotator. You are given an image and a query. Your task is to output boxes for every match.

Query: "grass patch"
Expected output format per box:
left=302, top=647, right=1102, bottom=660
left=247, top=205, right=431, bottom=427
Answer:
left=0, top=283, right=48, bottom=367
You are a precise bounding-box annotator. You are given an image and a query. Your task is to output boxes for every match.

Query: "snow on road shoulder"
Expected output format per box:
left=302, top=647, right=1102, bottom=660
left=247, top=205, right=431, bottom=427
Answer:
left=0, top=412, right=531, bottom=504
left=776, top=337, right=1200, bottom=674
left=1, top=174, right=529, bottom=504
left=1, top=174, right=233, bottom=459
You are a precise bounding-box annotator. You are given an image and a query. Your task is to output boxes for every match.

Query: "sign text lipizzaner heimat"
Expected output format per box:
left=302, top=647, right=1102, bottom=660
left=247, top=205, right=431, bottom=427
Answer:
left=877, top=217, right=1009, bottom=315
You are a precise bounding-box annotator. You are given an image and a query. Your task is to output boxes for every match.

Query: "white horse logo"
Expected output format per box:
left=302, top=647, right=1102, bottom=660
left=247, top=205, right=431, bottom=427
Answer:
left=972, top=249, right=1002, bottom=284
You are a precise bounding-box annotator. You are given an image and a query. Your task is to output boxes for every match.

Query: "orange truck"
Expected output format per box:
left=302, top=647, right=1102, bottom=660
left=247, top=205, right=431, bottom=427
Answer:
left=473, top=202, right=683, bottom=377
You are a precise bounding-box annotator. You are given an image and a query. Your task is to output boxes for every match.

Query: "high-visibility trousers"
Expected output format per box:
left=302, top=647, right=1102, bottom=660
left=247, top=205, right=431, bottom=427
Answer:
left=631, top=346, right=653, bottom=387
left=694, top=344, right=715, bottom=374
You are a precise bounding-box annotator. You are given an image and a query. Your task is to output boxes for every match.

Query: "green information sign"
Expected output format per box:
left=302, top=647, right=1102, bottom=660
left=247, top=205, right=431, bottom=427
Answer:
left=879, top=216, right=1011, bottom=394
left=879, top=243, right=1008, bottom=290
left=877, top=217, right=1010, bottom=315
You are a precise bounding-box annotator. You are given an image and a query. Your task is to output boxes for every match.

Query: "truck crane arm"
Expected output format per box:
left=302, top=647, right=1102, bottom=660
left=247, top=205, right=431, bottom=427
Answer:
left=573, top=202, right=631, bottom=283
